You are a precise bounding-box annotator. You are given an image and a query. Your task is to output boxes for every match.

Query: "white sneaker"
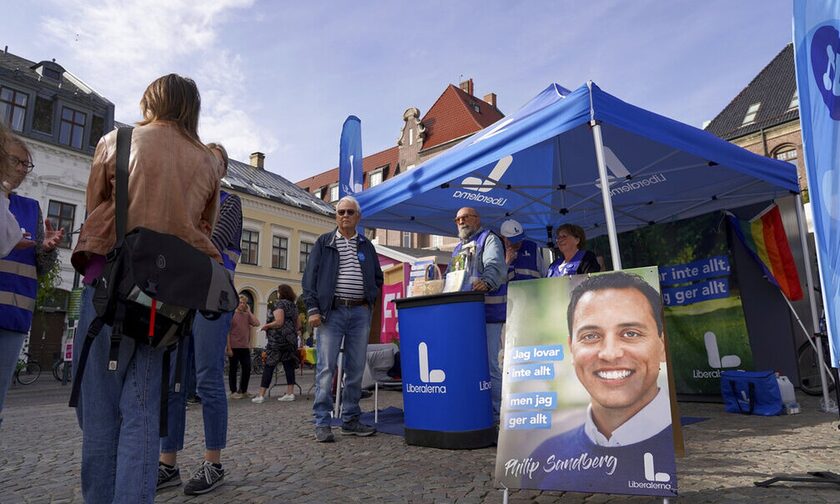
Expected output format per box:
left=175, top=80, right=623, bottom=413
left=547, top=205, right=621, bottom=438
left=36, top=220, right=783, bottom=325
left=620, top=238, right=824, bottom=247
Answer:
left=251, top=395, right=266, bottom=404
left=230, top=392, right=243, bottom=400
left=278, top=394, right=295, bottom=402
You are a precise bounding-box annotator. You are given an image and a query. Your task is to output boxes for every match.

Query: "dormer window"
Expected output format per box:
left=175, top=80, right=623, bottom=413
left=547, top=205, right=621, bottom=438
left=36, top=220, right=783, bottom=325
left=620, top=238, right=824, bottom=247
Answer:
left=742, top=102, right=760, bottom=125
left=789, top=90, right=799, bottom=111
left=43, top=67, right=61, bottom=80
left=33, top=60, right=65, bottom=81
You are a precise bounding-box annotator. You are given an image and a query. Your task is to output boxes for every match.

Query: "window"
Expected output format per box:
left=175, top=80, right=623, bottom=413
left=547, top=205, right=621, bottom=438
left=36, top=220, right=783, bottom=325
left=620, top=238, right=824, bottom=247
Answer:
left=409, top=128, right=414, bottom=146
left=369, top=170, right=383, bottom=187
left=267, top=290, right=279, bottom=309
left=241, top=230, right=259, bottom=265
left=272, top=235, right=288, bottom=269
left=774, top=145, right=798, bottom=165
left=300, top=241, right=314, bottom=272
left=47, top=200, right=75, bottom=249
left=742, top=102, right=760, bottom=126
left=89, top=115, right=105, bottom=148
left=0, top=86, right=28, bottom=131
left=33, top=97, right=54, bottom=134
left=59, top=107, right=86, bottom=148
left=402, top=231, right=412, bottom=248
left=789, top=90, right=799, bottom=111
left=329, top=184, right=339, bottom=203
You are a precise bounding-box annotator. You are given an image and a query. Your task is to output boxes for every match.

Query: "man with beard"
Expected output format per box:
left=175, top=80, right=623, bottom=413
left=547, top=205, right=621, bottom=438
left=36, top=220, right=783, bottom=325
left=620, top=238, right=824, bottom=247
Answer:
left=447, top=207, right=507, bottom=422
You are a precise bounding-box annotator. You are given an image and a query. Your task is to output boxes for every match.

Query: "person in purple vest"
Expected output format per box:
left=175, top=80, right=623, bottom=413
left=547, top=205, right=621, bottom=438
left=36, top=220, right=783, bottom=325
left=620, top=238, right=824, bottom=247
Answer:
left=0, top=130, right=64, bottom=427
left=500, top=219, right=545, bottom=281
left=158, top=142, right=243, bottom=495
left=526, top=272, right=675, bottom=496
left=546, top=224, right=600, bottom=277
left=448, top=207, right=507, bottom=421
left=1, top=123, right=25, bottom=257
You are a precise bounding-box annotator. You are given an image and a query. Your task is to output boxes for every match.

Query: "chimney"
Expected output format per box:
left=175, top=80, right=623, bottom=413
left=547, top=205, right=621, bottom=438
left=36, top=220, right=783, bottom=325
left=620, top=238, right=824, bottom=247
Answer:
left=249, top=152, right=265, bottom=169
left=459, top=78, right=474, bottom=96
left=483, top=92, right=497, bottom=108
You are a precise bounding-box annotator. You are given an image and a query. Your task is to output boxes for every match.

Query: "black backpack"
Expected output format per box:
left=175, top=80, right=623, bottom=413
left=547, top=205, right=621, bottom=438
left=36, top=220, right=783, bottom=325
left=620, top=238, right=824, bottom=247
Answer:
left=69, top=128, right=238, bottom=435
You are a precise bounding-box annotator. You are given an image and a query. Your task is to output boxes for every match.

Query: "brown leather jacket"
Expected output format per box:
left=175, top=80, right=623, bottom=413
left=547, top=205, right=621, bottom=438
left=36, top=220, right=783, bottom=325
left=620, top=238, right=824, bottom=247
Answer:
left=72, top=122, right=222, bottom=273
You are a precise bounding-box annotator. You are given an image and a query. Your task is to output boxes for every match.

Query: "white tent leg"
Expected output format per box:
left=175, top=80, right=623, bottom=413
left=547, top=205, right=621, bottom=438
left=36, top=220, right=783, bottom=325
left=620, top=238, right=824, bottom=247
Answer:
left=591, top=120, right=622, bottom=271
left=794, top=194, right=832, bottom=410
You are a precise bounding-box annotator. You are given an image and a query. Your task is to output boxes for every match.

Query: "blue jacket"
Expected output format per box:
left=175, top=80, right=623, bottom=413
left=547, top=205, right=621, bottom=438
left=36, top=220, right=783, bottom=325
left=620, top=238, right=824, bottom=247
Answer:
left=302, top=229, right=383, bottom=321
left=0, top=195, right=39, bottom=333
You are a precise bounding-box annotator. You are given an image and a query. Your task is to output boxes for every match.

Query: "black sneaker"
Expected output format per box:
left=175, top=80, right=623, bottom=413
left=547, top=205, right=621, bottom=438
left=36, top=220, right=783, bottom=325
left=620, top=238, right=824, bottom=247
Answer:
left=156, top=462, right=181, bottom=491
left=315, top=426, right=335, bottom=442
left=340, top=419, right=376, bottom=437
left=183, top=461, right=224, bottom=495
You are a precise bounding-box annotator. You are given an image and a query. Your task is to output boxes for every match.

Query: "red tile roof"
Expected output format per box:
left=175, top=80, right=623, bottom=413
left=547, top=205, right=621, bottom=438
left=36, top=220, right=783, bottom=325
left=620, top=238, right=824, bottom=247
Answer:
left=421, top=84, right=504, bottom=150
left=296, top=146, right=398, bottom=193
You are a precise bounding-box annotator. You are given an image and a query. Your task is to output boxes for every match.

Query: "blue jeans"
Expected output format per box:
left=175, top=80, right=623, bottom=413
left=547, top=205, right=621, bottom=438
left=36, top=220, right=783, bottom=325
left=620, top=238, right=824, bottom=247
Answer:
left=0, top=328, right=27, bottom=428
left=313, top=305, right=371, bottom=427
left=72, top=286, right=165, bottom=504
left=160, top=311, right=232, bottom=453
left=486, top=322, right=502, bottom=421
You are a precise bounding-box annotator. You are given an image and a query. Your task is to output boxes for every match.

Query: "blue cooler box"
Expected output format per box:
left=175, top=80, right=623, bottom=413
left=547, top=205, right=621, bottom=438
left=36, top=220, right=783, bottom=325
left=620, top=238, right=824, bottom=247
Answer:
left=394, top=291, right=495, bottom=449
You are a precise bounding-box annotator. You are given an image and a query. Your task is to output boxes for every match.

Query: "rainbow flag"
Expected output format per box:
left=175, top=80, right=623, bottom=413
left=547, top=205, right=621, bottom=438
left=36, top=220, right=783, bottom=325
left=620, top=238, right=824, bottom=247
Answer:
left=727, top=205, right=803, bottom=301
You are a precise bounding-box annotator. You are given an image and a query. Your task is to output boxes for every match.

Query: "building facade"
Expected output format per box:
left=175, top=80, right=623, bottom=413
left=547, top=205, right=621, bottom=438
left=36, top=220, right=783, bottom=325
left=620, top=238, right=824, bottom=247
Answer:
left=296, top=78, right=504, bottom=251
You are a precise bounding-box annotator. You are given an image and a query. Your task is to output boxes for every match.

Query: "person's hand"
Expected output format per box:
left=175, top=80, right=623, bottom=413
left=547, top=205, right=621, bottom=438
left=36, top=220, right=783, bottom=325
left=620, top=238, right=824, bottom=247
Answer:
left=15, top=230, right=34, bottom=250
left=42, top=220, right=64, bottom=252
left=199, top=219, right=212, bottom=237
left=308, top=314, right=322, bottom=328
left=472, top=279, right=490, bottom=292
left=225, top=345, right=233, bottom=357
left=260, top=323, right=270, bottom=332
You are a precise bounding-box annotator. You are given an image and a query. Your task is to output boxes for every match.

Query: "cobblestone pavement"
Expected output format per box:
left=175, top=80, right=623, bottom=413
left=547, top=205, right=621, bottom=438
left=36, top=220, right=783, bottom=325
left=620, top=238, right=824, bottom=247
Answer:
left=2, top=370, right=840, bottom=503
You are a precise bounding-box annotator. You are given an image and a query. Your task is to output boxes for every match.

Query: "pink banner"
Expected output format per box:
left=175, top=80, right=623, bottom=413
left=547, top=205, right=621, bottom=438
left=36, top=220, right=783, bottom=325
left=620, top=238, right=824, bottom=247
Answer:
left=380, top=282, right=403, bottom=343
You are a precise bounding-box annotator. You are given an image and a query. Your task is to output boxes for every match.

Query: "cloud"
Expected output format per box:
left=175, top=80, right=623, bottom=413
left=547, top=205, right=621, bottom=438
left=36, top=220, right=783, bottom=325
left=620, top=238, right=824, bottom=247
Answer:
left=39, top=0, right=275, bottom=163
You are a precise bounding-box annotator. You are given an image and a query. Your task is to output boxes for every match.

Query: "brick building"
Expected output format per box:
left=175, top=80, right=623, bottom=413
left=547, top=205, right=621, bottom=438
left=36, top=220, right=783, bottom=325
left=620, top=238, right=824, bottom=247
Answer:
left=296, top=79, right=504, bottom=250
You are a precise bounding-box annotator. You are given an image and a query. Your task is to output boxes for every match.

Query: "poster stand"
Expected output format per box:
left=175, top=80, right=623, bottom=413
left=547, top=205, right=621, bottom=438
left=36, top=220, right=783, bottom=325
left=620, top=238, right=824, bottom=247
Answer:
left=754, top=471, right=840, bottom=488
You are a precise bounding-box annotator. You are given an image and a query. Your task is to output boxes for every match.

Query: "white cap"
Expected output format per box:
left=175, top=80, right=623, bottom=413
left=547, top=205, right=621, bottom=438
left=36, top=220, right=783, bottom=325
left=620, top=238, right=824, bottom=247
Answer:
left=500, top=219, right=525, bottom=243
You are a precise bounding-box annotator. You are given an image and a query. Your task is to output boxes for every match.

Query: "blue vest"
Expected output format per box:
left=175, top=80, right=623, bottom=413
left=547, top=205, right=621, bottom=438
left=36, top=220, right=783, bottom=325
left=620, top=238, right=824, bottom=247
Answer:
left=452, top=228, right=506, bottom=323
left=0, top=194, right=39, bottom=333
left=497, top=240, right=542, bottom=322
left=547, top=249, right=586, bottom=278
left=219, top=191, right=242, bottom=273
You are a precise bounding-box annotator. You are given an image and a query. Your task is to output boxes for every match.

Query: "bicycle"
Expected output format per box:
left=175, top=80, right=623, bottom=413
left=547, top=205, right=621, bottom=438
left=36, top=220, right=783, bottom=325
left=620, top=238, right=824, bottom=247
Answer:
left=252, top=347, right=265, bottom=375
left=796, top=332, right=837, bottom=396
left=14, top=353, right=41, bottom=385
left=52, top=359, right=72, bottom=383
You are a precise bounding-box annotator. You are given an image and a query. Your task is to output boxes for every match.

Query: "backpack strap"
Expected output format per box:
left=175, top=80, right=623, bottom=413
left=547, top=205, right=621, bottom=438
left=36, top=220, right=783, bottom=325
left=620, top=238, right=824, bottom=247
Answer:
left=68, top=318, right=106, bottom=407
left=114, top=127, right=132, bottom=246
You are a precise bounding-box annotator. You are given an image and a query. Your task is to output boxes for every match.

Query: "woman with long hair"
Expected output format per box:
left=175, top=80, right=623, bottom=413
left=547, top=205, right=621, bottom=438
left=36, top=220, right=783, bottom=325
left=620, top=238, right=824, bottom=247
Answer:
left=252, top=284, right=301, bottom=403
left=72, top=74, right=220, bottom=503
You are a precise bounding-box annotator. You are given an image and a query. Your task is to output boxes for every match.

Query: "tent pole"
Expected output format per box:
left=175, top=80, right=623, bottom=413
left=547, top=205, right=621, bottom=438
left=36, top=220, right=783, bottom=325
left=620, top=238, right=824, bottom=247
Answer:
left=590, top=121, right=622, bottom=270
left=793, top=194, right=832, bottom=411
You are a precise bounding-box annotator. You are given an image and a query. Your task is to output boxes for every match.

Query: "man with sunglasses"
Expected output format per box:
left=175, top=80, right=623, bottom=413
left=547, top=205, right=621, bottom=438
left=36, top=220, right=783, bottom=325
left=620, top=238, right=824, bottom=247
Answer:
left=303, top=195, right=383, bottom=442
left=448, top=207, right=507, bottom=423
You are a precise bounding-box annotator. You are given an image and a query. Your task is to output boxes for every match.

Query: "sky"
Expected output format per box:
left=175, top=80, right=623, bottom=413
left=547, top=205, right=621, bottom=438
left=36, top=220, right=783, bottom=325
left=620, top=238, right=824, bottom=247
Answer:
left=0, top=0, right=795, bottom=183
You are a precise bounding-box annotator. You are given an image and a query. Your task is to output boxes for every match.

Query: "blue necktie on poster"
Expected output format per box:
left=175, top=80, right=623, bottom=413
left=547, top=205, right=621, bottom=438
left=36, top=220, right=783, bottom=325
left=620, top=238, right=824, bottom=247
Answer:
left=794, top=0, right=840, bottom=366
left=339, top=115, right=363, bottom=199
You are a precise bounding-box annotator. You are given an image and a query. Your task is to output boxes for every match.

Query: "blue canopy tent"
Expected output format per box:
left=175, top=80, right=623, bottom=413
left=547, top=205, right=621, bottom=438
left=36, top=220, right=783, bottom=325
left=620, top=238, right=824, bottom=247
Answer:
left=355, top=82, right=800, bottom=269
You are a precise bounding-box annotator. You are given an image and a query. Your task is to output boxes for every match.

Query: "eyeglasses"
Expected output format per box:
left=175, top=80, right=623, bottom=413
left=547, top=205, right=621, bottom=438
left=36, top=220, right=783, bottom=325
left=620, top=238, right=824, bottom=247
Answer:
left=556, top=234, right=572, bottom=240
left=9, top=155, right=34, bottom=173
left=337, top=209, right=356, bottom=216
left=454, top=214, right=478, bottom=223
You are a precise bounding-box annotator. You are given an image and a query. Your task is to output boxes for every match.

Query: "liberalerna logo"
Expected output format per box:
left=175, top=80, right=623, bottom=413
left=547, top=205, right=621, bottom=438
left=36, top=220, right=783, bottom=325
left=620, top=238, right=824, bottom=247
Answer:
left=811, top=24, right=840, bottom=120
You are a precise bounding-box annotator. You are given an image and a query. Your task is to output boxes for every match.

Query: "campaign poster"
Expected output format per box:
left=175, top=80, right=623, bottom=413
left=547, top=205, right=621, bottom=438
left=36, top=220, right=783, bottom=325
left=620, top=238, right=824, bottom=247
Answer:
left=495, top=267, right=678, bottom=497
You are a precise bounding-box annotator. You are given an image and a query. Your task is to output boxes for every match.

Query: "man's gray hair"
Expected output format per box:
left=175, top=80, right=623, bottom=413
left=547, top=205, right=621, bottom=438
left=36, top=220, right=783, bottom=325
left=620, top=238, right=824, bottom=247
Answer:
left=337, top=195, right=361, bottom=213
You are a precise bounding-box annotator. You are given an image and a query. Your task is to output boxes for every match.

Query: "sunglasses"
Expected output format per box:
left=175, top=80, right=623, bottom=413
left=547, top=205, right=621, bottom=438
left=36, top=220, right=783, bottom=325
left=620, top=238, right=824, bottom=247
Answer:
left=454, top=214, right=478, bottom=223
left=337, top=209, right=356, bottom=216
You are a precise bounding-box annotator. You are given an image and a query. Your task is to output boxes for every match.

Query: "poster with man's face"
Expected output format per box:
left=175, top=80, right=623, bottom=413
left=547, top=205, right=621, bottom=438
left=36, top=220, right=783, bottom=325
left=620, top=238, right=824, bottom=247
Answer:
left=494, top=267, right=678, bottom=497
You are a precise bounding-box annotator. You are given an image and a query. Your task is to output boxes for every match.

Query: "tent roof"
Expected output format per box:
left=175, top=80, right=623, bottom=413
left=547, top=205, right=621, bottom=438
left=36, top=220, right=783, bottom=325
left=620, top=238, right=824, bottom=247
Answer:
left=356, top=82, right=798, bottom=244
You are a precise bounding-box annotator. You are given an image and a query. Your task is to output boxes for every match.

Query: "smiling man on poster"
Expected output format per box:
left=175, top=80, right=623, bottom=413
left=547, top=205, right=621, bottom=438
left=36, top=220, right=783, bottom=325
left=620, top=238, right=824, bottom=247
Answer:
left=527, top=271, right=676, bottom=496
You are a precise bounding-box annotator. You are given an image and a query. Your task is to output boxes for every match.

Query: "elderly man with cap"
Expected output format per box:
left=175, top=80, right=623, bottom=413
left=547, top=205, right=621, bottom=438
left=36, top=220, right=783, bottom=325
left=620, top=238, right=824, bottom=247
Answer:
left=500, top=219, right=545, bottom=283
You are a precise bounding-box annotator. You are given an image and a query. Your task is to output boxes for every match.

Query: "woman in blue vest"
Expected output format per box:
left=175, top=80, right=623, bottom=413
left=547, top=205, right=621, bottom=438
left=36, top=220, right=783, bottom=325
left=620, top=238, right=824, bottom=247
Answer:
left=0, top=131, right=63, bottom=427
left=546, top=224, right=601, bottom=277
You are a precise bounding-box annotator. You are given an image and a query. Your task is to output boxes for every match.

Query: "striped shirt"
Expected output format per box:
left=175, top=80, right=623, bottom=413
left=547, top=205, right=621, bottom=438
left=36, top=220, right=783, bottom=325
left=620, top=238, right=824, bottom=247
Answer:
left=334, top=231, right=365, bottom=300
left=211, top=192, right=243, bottom=255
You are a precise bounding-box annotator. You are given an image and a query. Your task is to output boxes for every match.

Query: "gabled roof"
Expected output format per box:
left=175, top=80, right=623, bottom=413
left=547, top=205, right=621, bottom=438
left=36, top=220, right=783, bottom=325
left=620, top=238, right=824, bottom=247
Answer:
left=295, top=146, right=399, bottom=192
left=421, top=84, right=505, bottom=150
left=0, top=50, right=112, bottom=108
left=225, top=158, right=335, bottom=216
left=705, top=44, right=798, bottom=140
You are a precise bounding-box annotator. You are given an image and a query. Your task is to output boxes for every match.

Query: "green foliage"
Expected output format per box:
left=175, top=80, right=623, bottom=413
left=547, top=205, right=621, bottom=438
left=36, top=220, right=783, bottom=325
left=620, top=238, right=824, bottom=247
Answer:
left=35, top=260, right=62, bottom=309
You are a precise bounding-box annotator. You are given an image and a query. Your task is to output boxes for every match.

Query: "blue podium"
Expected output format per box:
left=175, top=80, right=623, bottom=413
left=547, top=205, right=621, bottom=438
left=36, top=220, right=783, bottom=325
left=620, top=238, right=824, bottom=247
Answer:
left=394, top=291, right=495, bottom=449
